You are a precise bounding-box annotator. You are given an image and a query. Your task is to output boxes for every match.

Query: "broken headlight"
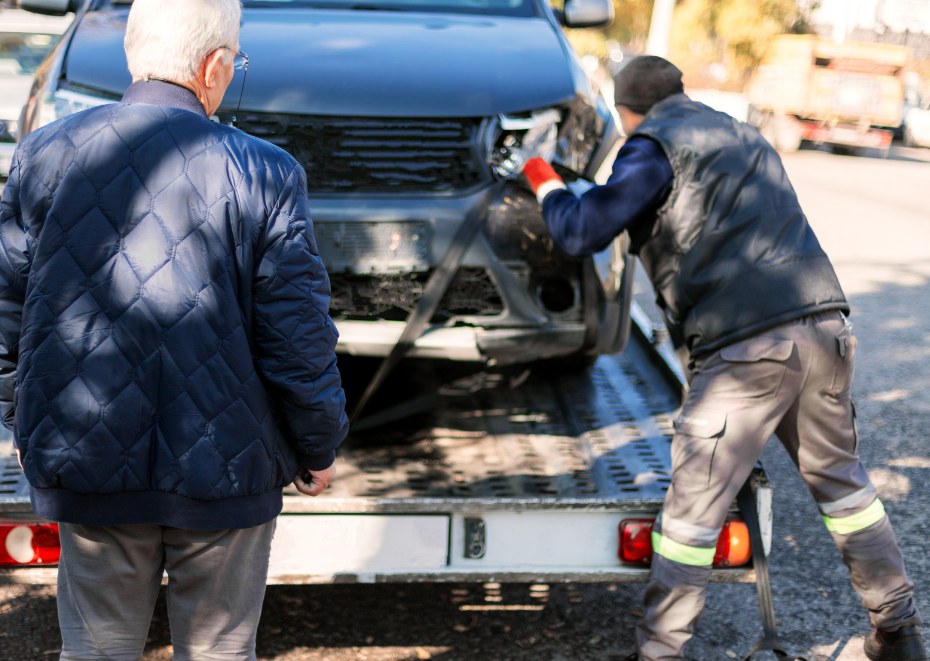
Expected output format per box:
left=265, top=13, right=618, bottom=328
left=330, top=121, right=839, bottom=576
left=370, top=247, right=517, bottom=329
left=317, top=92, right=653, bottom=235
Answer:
left=486, top=97, right=604, bottom=180
left=488, top=108, right=561, bottom=179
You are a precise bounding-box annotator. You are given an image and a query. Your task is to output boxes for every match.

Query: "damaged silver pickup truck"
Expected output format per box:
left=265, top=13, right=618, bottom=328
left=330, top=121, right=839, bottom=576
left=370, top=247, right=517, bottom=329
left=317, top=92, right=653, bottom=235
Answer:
left=19, top=0, right=629, bottom=368
left=8, top=0, right=781, bottom=605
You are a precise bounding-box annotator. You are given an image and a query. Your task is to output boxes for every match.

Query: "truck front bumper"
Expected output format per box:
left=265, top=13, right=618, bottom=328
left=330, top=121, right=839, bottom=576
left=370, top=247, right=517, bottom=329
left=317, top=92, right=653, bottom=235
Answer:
left=335, top=320, right=586, bottom=363
left=801, top=122, right=893, bottom=149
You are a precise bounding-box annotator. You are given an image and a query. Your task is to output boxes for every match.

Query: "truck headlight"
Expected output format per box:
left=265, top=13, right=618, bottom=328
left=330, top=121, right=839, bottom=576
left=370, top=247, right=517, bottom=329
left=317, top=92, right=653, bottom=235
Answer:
left=36, top=89, right=114, bottom=129
left=487, top=97, right=604, bottom=180
left=489, top=108, right=562, bottom=178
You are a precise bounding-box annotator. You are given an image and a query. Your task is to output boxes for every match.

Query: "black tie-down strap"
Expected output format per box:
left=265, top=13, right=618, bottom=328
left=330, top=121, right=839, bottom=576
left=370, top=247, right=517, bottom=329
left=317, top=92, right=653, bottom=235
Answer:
left=737, top=480, right=809, bottom=661
left=349, top=182, right=507, bottom=425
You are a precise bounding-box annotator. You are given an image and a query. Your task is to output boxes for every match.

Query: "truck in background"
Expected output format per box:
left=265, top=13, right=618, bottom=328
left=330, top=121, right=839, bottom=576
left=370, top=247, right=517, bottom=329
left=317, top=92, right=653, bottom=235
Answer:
left=748, top=35, right=908, bottom=155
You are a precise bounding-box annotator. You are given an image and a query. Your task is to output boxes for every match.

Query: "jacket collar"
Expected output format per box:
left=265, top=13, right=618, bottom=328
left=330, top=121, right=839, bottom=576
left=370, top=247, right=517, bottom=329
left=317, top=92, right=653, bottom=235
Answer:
left=641, top=93, right=693, bottom=122
left=121, top=80, right=209, bottom=119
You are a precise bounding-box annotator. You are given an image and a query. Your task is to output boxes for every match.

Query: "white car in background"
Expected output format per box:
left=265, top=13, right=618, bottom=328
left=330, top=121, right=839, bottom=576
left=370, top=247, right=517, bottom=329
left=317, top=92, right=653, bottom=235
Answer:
left=904, top=98, right=930, bottom=149
left=0, top=8, right=72, bottom=178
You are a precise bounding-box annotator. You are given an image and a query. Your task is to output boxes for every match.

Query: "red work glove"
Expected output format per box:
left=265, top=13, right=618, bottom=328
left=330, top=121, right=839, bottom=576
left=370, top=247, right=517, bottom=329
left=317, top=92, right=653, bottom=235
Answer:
left=522, top=157, right=566, bottom=203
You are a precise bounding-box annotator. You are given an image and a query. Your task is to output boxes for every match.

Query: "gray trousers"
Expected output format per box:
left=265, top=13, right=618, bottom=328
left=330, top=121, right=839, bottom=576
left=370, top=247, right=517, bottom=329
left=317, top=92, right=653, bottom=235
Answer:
left=636, top=311, right=921, bottom=661
left=57, top=520, right=276, bottom=661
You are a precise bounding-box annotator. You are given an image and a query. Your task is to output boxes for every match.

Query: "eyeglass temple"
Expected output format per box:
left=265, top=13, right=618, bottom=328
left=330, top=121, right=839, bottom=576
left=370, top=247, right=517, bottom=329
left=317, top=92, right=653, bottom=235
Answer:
left=235, top=58, right=248, bottom=119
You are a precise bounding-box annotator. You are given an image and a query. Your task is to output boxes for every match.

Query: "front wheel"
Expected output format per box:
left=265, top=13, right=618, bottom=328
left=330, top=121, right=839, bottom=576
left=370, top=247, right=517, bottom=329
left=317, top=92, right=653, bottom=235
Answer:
left=831, top=144, right=862, bottom=157
left=904, top=127, right=919, bottom=148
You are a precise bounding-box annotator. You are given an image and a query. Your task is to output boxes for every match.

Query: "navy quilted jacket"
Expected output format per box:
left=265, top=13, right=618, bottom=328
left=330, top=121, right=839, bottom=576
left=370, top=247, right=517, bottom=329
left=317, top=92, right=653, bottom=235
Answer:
left=0, top=81, right=348, bottom=529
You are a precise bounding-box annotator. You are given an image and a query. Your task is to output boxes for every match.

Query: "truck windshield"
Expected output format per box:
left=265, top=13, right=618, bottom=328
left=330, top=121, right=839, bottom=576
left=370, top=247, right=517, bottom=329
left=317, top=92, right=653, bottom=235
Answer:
left=0, top=33, right=59, bottom=76
left=242, top=0, right=535, bottom=17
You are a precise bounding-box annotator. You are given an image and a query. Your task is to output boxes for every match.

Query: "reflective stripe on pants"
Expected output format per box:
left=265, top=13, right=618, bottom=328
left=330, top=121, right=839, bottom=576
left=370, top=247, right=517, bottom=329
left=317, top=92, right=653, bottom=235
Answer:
left=823, top=498, right=886, bottom=534
left=651, top=531, right=715, bottom=566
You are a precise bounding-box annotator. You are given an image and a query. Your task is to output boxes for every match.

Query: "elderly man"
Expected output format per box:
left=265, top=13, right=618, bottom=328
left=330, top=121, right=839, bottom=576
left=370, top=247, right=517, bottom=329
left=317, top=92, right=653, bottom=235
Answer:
left=0, top=0, right=348, bottom=658
left=522, top=56, right=924, bottom=661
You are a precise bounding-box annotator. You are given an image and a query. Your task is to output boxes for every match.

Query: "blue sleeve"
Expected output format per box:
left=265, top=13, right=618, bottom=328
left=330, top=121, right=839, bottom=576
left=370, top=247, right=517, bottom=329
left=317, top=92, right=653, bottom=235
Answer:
left=0, top=146, right=30, bottom=440
left=541, top=137, right=674, bottom=257
left=252, top=161, right=349, bottom=471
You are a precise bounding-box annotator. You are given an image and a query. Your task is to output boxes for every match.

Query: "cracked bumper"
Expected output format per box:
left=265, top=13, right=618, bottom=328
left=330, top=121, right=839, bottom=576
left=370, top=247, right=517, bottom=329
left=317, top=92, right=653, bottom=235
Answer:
left=335, top=320, right=586, bottom=363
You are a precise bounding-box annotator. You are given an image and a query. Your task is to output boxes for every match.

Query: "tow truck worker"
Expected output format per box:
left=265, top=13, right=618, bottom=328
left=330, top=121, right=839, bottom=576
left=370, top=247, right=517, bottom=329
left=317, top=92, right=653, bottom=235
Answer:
left=521, top=56, right=925, bottom=661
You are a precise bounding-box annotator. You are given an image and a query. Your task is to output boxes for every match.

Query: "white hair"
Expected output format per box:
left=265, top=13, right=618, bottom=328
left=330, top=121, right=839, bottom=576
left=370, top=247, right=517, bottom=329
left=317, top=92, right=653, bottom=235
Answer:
left=124, top=0, right=242, bottom=83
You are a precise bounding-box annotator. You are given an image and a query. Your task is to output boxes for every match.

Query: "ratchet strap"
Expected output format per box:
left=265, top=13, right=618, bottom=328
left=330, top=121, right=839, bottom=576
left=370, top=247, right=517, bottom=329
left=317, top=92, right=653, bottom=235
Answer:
left=349, top=181, right=507, bottom=424
left=737, top=481, right=808, bottom=661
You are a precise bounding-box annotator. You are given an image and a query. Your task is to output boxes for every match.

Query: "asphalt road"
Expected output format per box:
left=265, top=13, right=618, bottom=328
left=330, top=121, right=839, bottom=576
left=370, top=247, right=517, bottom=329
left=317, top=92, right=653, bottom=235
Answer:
left=2, top=144, right=930, bottom=661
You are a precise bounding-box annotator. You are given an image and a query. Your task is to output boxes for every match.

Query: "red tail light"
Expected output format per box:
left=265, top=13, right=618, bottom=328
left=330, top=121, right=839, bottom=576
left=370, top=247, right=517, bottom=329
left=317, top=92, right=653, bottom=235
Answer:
left=618, top=518, right=752, bottom=568
left=618, top=519, right=654, bottom=564
left=0, top=524, right=60, bottom=565
left=713, top=521, right=751, bottom=567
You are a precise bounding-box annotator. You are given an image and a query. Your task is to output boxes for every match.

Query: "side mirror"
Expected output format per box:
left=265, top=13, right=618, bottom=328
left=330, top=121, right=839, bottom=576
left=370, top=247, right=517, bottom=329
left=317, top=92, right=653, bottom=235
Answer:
left=18, top=0, right=81, bottom=17
left=558, top=0, right=614, bottom=29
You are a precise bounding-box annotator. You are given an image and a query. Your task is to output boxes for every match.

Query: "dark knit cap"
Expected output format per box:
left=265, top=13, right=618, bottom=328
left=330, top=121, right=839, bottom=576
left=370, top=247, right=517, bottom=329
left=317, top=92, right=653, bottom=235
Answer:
left=613, top=55, right=684, bottom=115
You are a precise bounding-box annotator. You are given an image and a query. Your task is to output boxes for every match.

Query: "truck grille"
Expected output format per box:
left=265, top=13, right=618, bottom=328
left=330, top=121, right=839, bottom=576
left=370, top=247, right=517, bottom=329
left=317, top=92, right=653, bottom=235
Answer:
left=329, top=268, right=504, bottom=322
left=230, top=114, right=489, bottom=193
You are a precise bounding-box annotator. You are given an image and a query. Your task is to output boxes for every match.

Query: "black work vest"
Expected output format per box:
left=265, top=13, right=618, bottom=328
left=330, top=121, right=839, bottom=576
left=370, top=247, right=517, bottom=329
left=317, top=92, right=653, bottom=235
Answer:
left=628, top=94, right=848, bottom=358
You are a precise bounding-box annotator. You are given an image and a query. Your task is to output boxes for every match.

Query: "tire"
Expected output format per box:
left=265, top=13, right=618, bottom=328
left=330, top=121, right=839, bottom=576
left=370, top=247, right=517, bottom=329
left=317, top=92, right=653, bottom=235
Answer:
left=831, top=144, right=862, bottom=157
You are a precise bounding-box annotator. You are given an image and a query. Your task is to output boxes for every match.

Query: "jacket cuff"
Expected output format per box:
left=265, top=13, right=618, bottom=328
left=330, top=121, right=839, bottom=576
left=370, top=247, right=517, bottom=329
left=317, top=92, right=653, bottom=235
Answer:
left=536, top=179, right=567, bottom=204
left=297, top=450, right=336, bottom=472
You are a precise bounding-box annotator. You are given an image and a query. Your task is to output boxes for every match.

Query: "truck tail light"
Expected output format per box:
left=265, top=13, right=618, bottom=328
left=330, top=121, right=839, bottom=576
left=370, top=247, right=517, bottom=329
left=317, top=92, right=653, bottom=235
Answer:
left=713, top=521, right=751, bottom=567
left=0, top=524, right=60, bottom=565
left=618, top=518, right=752, bottom=568
left=618, top=519, right=654, bottom=564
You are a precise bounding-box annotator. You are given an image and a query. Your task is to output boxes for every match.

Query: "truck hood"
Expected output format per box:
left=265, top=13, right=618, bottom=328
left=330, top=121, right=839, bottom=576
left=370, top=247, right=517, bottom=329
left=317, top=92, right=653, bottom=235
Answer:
left=64, top=9, right=576, bottom=117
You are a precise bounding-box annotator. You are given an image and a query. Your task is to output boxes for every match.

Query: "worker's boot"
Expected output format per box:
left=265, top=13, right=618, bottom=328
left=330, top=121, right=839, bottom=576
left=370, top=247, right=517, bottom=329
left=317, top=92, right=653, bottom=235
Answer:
left=864, top=627, right=929, bottom=661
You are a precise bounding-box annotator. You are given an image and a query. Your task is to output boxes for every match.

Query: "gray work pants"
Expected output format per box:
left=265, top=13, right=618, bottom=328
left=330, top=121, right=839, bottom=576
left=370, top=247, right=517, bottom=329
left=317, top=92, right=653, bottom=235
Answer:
left=57, top=520, right=276, bottom=661
left=636, top=311, right=921, bottom=661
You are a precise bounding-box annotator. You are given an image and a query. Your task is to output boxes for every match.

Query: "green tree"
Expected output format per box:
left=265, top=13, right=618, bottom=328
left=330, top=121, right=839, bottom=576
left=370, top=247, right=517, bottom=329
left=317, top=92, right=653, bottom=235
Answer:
left=561, top=0, right=815, bottom=91
left=607, top=0, right=656, bottom=46
left=563, top=0, right=654, bottom=58
left=669, top=0, right=813, bottom=89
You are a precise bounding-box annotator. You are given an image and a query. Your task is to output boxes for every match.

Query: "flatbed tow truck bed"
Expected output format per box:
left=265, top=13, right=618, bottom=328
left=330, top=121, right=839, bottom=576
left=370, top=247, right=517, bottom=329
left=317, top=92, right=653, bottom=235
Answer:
left=0, top=305, right=771, bottom=586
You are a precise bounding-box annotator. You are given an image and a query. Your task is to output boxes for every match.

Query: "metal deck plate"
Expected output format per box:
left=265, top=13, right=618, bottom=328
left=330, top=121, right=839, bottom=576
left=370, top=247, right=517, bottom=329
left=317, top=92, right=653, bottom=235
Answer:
left=0, top=330, right=683, bottom=516
left=0, top=432, right=27, bottom=514
left=283, top=331, right=682, bottom=513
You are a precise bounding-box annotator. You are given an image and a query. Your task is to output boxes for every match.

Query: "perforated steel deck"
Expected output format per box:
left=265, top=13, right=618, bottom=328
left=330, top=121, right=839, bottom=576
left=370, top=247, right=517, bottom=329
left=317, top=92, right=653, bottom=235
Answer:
left=0, top=319, right=683, bottom=516
left=280, top=326, right=682, bottom=514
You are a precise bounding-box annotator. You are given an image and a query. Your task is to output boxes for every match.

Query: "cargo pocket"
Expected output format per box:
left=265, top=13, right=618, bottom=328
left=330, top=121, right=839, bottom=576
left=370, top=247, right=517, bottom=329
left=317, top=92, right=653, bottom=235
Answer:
left=831, top=324, right=857, bottom=397
left=672, top=408, right=727, bottom=489
left=706, top=336, right=794, bottom=403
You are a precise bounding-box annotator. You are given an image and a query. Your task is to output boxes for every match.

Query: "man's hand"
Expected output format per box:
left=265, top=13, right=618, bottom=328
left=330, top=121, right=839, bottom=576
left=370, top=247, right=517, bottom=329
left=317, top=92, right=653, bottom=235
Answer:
left=523, top=157, right=566, bottom=204
left=293, top=464, right=335, bottom=497
left=15, top=449, right=22, bottom=470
